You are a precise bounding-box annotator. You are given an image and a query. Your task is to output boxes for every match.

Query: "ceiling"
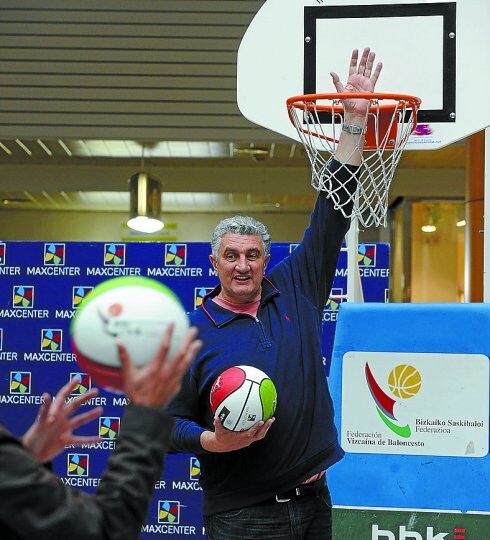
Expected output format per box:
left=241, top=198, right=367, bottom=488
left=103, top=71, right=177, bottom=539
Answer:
left=0, top=1, right=467, bottom=217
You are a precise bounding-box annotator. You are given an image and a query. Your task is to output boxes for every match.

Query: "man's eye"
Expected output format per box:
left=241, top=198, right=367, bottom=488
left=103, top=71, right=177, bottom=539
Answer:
left=248, top=254, right=258, bottom=261
left=225, top=254, right=236, bottom=261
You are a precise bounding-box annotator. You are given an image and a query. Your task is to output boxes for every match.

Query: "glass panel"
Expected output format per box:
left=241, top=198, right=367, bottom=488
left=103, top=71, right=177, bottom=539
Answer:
left=411, top=201, right=465, bottom=302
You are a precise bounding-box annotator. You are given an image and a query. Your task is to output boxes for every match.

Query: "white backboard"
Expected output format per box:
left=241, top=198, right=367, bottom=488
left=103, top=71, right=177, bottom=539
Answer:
left=237, top=0, right=490, bottom=150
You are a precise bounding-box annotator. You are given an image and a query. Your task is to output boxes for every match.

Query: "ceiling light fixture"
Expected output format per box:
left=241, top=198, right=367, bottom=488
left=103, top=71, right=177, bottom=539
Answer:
left=456, top=207, right=466, bottom=227
left=234, top=146, right=270, bottom=161
left=127, top=172, right=164, bottom=233
left=421, top=205, right=437, bottom=233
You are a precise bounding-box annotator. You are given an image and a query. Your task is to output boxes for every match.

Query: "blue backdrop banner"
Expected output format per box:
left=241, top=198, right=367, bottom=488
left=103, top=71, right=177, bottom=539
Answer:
left=0, top=240, right=389, bottom=538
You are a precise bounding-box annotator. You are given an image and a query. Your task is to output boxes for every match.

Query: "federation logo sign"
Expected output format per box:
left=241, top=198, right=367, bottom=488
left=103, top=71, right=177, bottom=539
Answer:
left=194, top=287, right=213, bottom=308
left=41, top=329, right=62, bottom=352
left=67, top=453, right=89, bottom=477
left=358, top=243, right=377, bottom=267
left=99, top=417, right=120, bottom=439
left=104, top=243, right=125, bottom=266
left=44, top=243, right=65, bottom=265
left=13, top=285, right=34, bottom=308
left=326, top=288, right=344, bottom=311
left=0, top=243, right=5, bottom=265
left=190, top=457, right=201, bottom=480
left=70, top=372, right=91, bottom=395
left=158, top=500, right=180, bottom=524
left=365, top=362, right=422, bottom=438
left=72, top=286, right=93, bottom=308
left=10, top=372, right=31, bottom=394
left=165, top=244, right=187, bottom=266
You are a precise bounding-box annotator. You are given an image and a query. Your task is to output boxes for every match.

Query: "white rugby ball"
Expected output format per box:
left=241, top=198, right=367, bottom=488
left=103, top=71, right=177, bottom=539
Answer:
left=70, top=276, right=189, bottom=393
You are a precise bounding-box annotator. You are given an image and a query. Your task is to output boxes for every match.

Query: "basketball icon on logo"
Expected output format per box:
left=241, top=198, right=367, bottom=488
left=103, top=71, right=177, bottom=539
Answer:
left=387, top=364, right=422, bottom=399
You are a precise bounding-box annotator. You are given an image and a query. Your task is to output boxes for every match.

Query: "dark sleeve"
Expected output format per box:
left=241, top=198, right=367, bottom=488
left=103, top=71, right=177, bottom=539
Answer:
left=165, top=365, right=208, bottom=455
left=0, top=404, right=174, bottom=540
left=271, top=159, right=358, bottom=309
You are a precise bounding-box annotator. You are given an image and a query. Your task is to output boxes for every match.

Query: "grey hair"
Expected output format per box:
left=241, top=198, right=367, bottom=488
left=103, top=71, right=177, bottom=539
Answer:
left=211, top=215, right=271, bottom=258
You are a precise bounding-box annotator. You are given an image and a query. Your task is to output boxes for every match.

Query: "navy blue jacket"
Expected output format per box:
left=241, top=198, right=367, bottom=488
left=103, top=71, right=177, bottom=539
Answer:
left=168, top=162, right=353, bottom=515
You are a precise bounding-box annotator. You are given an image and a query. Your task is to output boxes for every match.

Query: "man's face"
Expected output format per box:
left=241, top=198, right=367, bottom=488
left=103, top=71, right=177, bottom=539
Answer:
left=210, top=233, right=270, bottom=304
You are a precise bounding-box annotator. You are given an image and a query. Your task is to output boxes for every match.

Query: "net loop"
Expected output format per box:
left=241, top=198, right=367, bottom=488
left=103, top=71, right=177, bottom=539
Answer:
left=286, top=92, right=421, bottom=227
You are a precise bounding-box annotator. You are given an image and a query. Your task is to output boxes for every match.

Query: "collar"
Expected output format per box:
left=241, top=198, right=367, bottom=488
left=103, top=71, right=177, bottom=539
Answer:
left=201, top=277, right=280, bottom=327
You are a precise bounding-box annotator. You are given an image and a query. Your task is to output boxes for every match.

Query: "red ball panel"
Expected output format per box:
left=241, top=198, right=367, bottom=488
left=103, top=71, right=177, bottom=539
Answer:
left=72, top=339, right=124, bottom=393
left=209, top=366, right=246, bottom=413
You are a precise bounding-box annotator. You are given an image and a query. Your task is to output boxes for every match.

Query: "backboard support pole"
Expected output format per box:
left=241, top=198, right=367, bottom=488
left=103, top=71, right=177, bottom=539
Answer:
left=346, top=217, right=364, bottom=302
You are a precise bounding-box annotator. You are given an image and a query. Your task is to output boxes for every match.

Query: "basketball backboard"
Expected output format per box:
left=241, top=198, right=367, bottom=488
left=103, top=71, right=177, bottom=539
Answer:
left=237, top=0, right=490, bottom=150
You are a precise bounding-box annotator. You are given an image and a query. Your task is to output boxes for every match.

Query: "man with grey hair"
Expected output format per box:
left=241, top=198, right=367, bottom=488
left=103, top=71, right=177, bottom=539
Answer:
left=167, top=47, right=383, bottom=539
left=211, top=215, right=271, bottom=260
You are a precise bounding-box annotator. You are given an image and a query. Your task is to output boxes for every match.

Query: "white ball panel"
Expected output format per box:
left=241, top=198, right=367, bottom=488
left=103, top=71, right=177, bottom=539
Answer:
left=72, top=285, right=188, bottom=367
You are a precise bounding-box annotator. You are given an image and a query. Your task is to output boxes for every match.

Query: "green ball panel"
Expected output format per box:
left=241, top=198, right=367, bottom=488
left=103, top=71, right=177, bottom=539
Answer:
left=260, top=379, right=277, bottom=420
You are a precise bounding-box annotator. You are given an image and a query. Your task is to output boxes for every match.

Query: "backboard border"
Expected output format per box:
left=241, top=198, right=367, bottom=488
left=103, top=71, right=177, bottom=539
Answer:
left=303, top=2, right=456, bottom=124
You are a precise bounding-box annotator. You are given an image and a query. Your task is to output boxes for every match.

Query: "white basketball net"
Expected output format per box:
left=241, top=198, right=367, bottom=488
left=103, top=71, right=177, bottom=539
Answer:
left=287, top=95, right=420, bottom=227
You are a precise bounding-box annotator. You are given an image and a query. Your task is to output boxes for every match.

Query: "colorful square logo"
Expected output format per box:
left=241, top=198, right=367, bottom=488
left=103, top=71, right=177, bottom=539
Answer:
left=158, top=500, right=180, bottom=524
left=0, top=243, right=5, bottom=265
left=104, top=243, right=125, bottom=266
left=326, top=288, right=345, bottom=311
left=13, top=285, right=34, bottom=308
left=165, top=244, right=187, bottom=266
left=70, top=373, right=91, bottom=395
left=194, top=287, right=213, bottom=308
left=72, top=286, right=93, bottom=308
left=358, top=243, right=377, bottom=267
left=41, top=329, right=62, bottom=352
left=10, top=372, right=31, bottom=394
left=67, top=453, right=89, bottom=477
left=44, top=243, right=65, bottom=265
left=190, top=457, right=201, bottom=480
left=99, top=417, right=120, bottom=440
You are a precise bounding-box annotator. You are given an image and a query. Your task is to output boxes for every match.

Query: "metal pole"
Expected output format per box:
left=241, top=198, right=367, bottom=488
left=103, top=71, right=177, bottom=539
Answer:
left=346, top=216, right=364, bottom=302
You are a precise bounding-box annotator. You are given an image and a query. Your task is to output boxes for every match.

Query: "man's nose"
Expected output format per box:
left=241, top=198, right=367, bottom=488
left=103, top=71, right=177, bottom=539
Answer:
left=235, top=257, right=249, bottom=271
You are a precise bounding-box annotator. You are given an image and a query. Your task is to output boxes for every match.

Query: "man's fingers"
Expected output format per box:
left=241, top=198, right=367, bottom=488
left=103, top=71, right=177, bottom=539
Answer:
left=117, top=342, right=133, bottom=379
left=37, top=393, right=52, bottom=421
left=70, top=435, right=102, bottom=445
left=357, top=47, right=370, bottom=75
left=349, top=48, right=359, bottom=76
left=51, top=377, right=79, bottom=415
left=371, top=61, right=383, bottom=87
left=251, top=417, right=275, bottom=440
left=162, top=328, right=200, bottom=377
left=64, top=387, right=99, bottom=416
left=175, top=327, right=198, bottom=357
left=161, top=323, right=175, bottom=355
left=150, top=323, right=174, bottom=373
left=69, top=406, right=104, bottom=430
left=330, top=71, right=344, bottom=93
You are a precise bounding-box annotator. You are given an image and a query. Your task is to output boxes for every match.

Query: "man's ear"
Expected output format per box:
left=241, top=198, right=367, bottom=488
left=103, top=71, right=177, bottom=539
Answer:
left=209, top=254, right=217, bottom=269
left=264, top=254, right=271, bottom=269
